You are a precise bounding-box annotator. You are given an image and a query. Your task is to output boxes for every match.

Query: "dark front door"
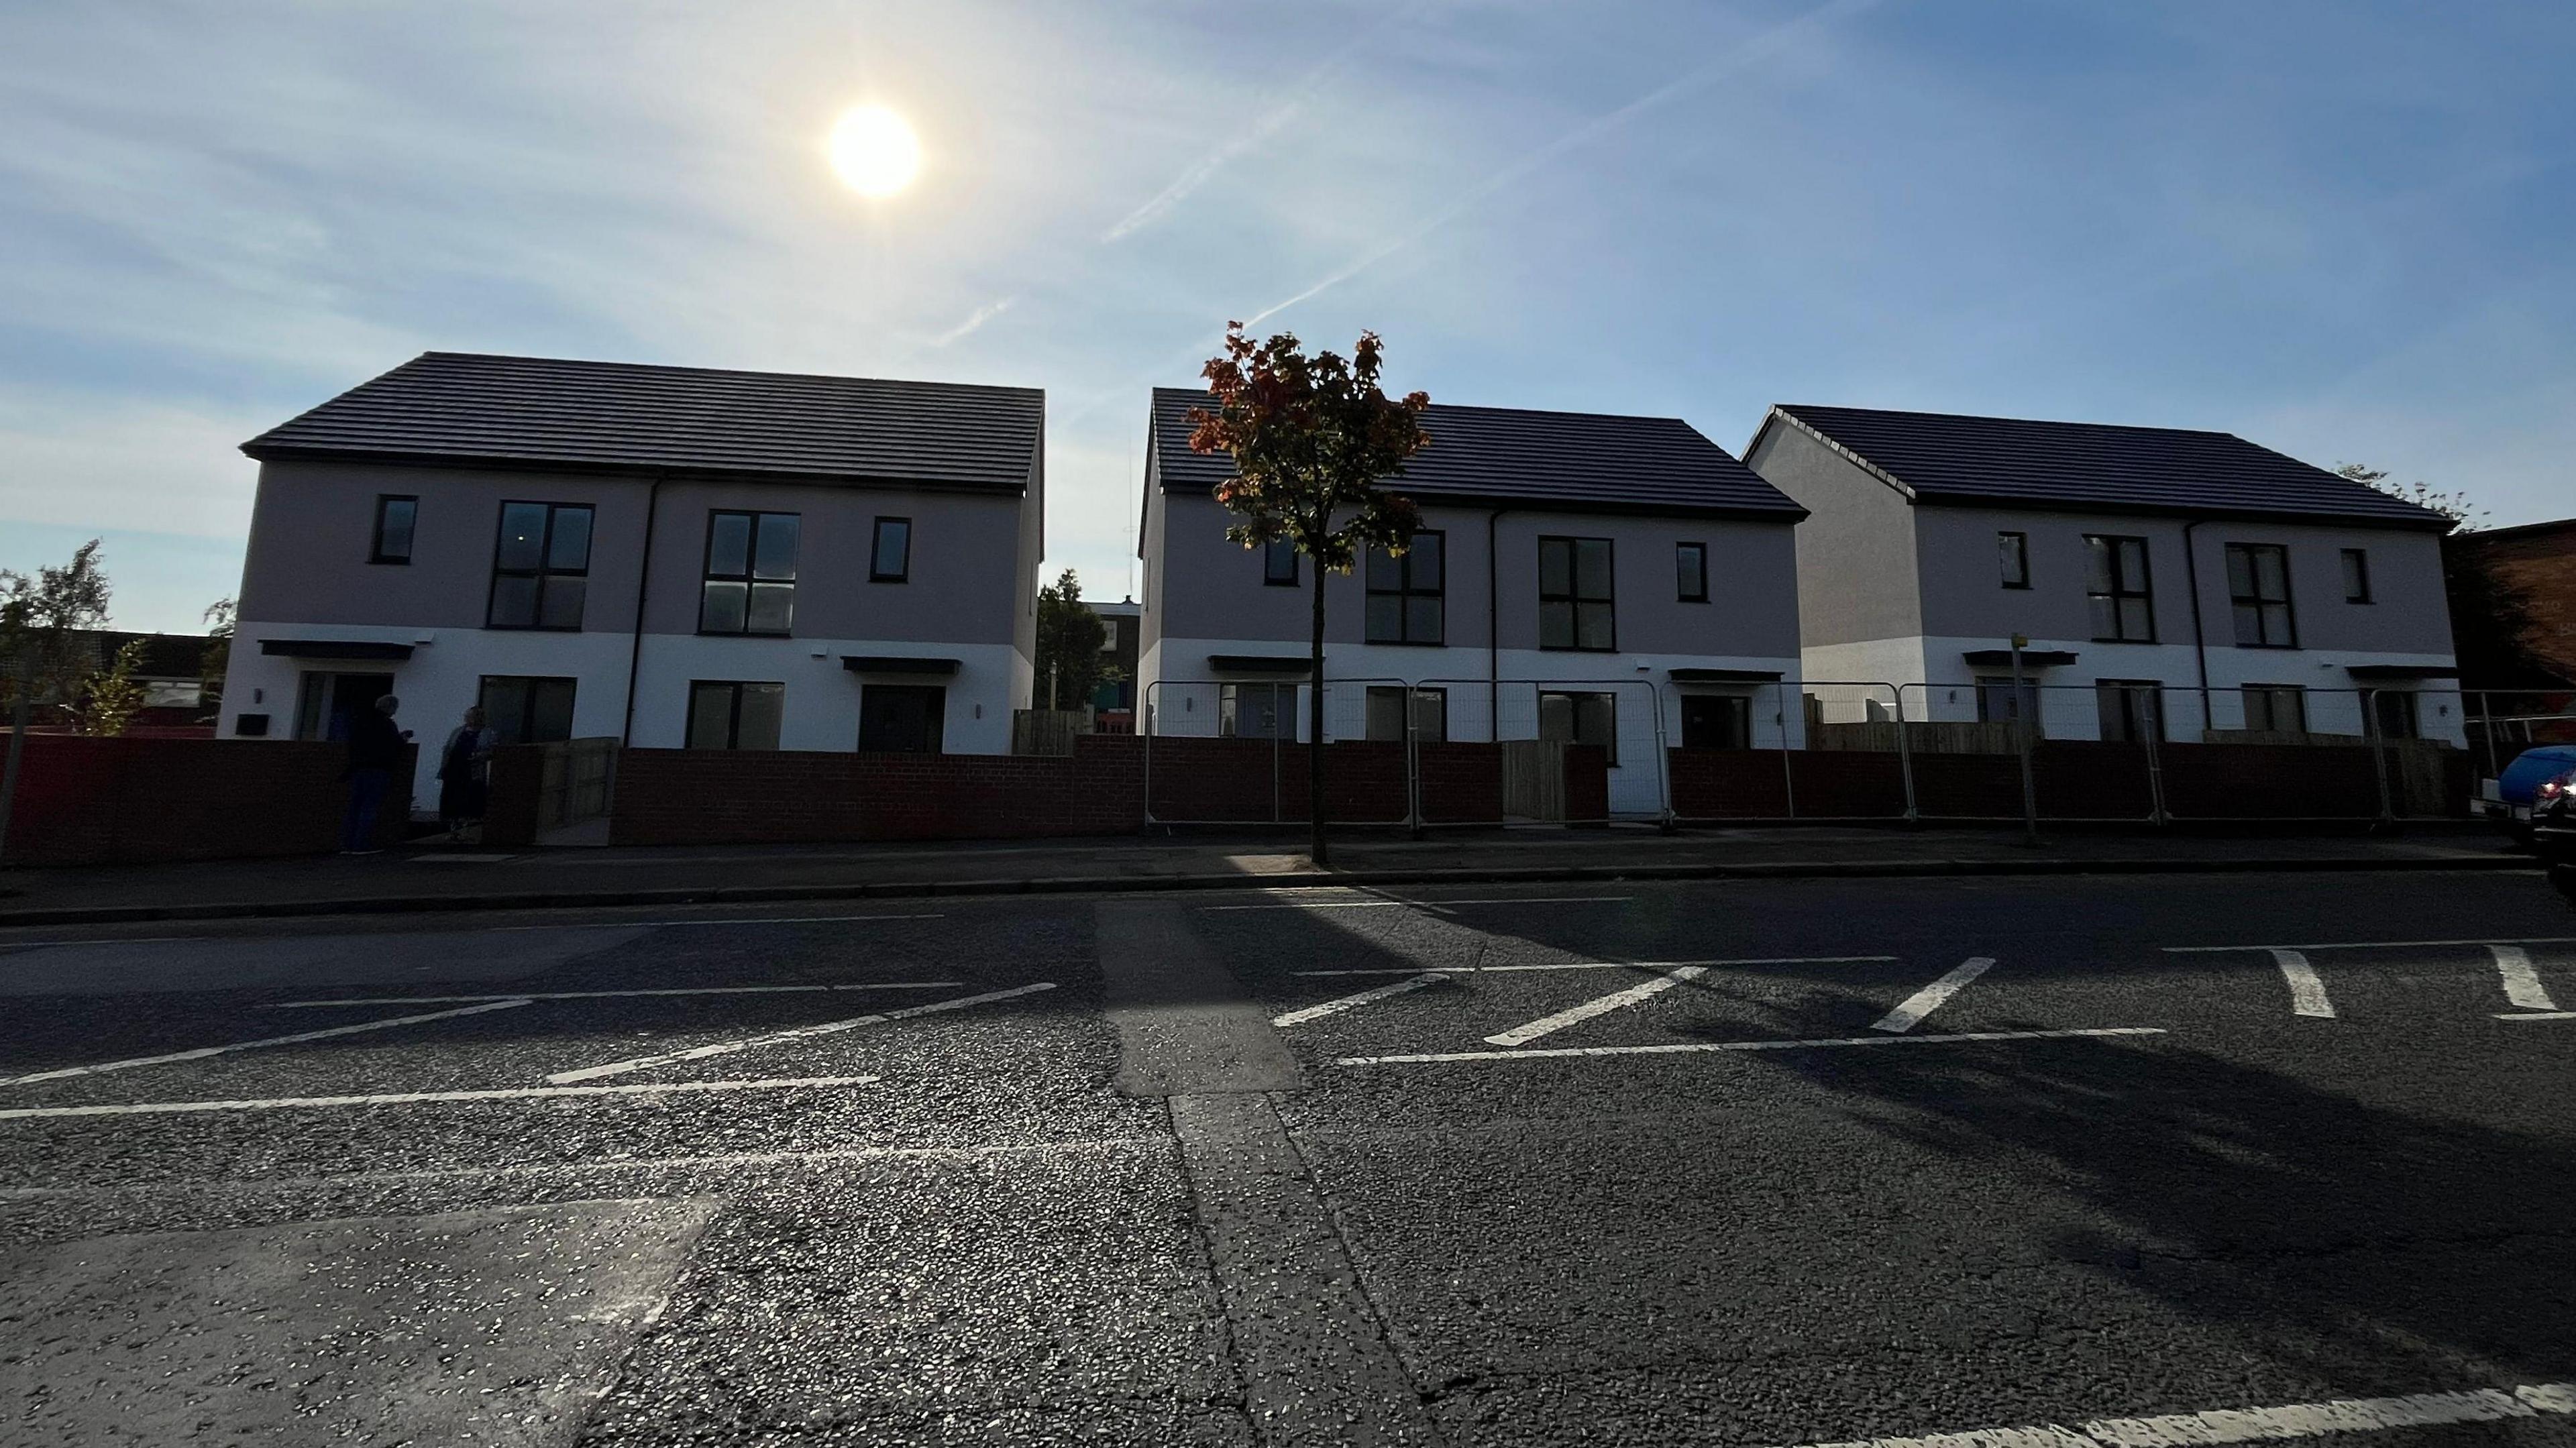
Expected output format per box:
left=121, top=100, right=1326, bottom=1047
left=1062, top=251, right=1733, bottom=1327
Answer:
left=859, top=684, right=946, bottom=754
left=1680, top=693, right=1751, bottom=750
left=297, top=671, right=397, bottom=741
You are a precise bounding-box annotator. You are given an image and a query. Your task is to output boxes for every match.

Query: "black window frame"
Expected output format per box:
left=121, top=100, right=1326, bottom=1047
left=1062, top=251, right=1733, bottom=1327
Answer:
left=1364, top=530, right=1445, bottom=645
left=870, top=516, right=912, bottom=583
left=698, top=509, right=801, bottom=637
left=370, top=495, right=418, bottom=565
left=1364, top=685, right=1448, bottom=743
left=2083, top=533, right=2156, bottom=643
left=1263, top=538, right=1299, bottom=587
left=1676, top=541, right=1709, bottom=604
left=2094, top=679, right=2161, bottom=744
left=2226, top=542, right=2298, bottom=649
left=685, top=679, right=785, bottom=750
left=2341, top=547, right=2373, bottom=604
left=1538, top=536, right=1617, bottom=652
left=485, top=502, right=594, bottom=631
left=1998, top=531, right=2029, bottom=590
left=1538, top=688, right=1619, bottom=765
left=476, top=675, right=578, bottom=745
left=2243, top=683, right=2308, bottom=735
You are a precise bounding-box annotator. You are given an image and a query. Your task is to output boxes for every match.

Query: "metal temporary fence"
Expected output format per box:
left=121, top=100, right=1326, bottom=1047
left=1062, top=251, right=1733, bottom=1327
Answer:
left=2462, top=687, right=2576, bottom=784
left=1408, top=677, right=1672, bottom=827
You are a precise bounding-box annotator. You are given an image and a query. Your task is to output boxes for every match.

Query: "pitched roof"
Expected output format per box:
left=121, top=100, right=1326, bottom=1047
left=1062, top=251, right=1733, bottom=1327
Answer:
left=1764, top=404, right=2450, bottom=528
left=1150, top=388, right=1802, bottom=519
left=244, top=352, right=1042, bottom=491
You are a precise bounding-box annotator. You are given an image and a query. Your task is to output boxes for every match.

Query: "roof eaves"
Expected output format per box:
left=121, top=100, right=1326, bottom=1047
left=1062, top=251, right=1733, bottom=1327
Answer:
left=1905, top=490, right=2456, bottom=531
left=239, top=443, right=1030, bottom=494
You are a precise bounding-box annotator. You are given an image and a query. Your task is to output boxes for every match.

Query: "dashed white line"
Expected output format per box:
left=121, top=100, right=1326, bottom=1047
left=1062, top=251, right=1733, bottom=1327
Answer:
left=1483, top=966, right=1708, bottom=1048
left=0, top=1074, right=879, bottom=1120
left=1338, top=1025, right=2165, bottom=1066
left=1774, top=1381, right=2576, bottom=1448
left=1273, top=972, right=1451, bottom=1027
left=2489, top=944, right=2559, bottom=1012
left=2497, top=1009, right=2576, bottom=1021
left=1294, top=955, right=1895, bottom=978
left=545, top=981, right=1057, bottom=1084
left=267, top=982, right=965, bottom=1008
left=0, top=999, right=531, bottom=1087
left=1201, top=895, right=1631, bottom=912
left=2269, top=948, right=2336, bottom=1019
left=1872, top=957, right=1994, bottom=1034
left=2164, top=936, right=2576, bottom=954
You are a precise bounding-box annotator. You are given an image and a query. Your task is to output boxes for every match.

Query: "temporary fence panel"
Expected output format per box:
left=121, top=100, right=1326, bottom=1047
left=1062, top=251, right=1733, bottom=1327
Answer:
left=1668, top=682, right=1910, bottom=823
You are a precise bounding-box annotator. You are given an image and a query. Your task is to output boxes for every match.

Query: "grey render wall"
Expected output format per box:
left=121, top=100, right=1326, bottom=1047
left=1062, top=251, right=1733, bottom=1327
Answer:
left=637, top=478, right=1026, bottom=644
left=1743, top=421, right=1922, bottom=649
left=1911, top=503, right=2455, bottom=654
left=1150, top=490, right=1799, bottom=658
left=1138, top=447, right=1167, bottom=661
left=1013, top=445, right=1044, bottom=670
left=237, top=461, right=649, bottom=631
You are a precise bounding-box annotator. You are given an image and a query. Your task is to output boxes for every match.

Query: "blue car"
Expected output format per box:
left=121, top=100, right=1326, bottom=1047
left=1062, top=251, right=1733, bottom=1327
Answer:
left=2491, top=744, right=2576, bottom=841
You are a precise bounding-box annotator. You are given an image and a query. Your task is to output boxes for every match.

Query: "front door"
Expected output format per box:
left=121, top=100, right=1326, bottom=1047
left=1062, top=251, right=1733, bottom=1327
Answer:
left=295, top=671, right=396, bottom=741
left=1679, top=693, right=1751, bottom=750
left=858, top=683, right=946, bottom=754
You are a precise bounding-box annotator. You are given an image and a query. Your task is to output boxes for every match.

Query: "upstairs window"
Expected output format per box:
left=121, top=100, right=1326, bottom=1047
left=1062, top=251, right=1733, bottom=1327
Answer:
left=1364, top=531, right=1444, bottom=644
left=1676, top=542, right=1709, bottom=603
left=2341, top=547, right=2373, bottom=604
left=2084, top=534, right=2155, bottom=643
left=1998, top=531, right=2029, bottom=589
left=370, top=496, right=417, bottom=564
left=2227, top=543, right=2297, bottom=647
left=700, top=511, right=800, bottom=635
left=487, top=502, right=593, bottom=630
left=1263, top=538, right=1299, bottom=586
left=871, top=517, right=912, bottom=582
left=1538, top=537, right=1615, bottom=651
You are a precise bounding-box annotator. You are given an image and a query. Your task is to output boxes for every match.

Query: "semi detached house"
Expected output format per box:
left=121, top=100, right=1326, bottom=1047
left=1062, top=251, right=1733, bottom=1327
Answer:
left=1136, top=388, right=1808, bottom=815
left=1743, top=404, right=2461, bottom=743
left=221, top=353, right=1044, bottom=806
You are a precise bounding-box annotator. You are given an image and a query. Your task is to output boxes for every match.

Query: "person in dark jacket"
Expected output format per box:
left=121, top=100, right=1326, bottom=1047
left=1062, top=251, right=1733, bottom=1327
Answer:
left=436, top=705, right=498, bottom=842
left=341, top=694, right=411, bottom=854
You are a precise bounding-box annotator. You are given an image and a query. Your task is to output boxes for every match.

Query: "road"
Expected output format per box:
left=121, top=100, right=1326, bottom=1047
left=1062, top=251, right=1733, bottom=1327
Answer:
left=2, top=867, right=2573, bottom=1447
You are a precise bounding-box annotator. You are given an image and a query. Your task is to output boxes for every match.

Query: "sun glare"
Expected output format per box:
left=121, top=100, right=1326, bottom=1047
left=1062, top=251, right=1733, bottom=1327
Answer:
left=828, top=105, right=920, bottom=197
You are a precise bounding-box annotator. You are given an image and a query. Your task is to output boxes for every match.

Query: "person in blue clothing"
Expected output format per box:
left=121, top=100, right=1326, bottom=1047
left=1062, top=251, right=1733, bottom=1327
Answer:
left=341, top=694, right=411, bottom=854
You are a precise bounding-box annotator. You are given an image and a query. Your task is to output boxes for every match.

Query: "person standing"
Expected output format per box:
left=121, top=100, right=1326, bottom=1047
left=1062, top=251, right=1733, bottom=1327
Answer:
left=341, top=694, right=410, bottom=854
left=437, top=705, right=498, bottom=842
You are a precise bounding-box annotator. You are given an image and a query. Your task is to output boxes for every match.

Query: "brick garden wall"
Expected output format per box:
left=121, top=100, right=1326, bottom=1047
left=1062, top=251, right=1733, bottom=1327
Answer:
left=610, top=734, right=1149, bottom=846
left=1142, top=739, right=1509, bottom=824
left=0, top=734, right=415, bottom=866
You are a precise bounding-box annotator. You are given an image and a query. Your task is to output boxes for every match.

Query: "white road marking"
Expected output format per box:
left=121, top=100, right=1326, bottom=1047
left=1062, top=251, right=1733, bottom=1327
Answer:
left=2489, top=944, right=2559, bottom=1012
left=1774, top=1381, right=2576, bottom=1448
left=2497, top=1009, right=2576, bottom=1021
left=1340, top=1025, right=2165, bottom=1066
left=0, top=913, right=946, bottom=952
left=0, top=999, right=531, bottom=1087
left=1872, top=957, right=1994, bottom=1034
left=1273, top=972, right=1451, bottom=1027
left=407, top=853, right=519, bottom=863
left=2269, top=948, right=2336, bottom=1019
left=1202, top=895, right=1631, bottom=912
left=2165, top=935, right=2576, bottom=954
left=1295, top=955, right=1895, bottom=977
left=545, top=981, right=1057, bottom=1084
left=0, top=1074, right=879, bottom=1120
left=266, top=982, right=964, bottom=1008
left=1483, top=966, right=1708, bottom=1048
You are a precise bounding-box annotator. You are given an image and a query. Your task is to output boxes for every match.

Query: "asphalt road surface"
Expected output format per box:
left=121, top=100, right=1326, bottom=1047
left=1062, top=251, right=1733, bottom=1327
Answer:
left=3, top=867, right=2573, bottom=1447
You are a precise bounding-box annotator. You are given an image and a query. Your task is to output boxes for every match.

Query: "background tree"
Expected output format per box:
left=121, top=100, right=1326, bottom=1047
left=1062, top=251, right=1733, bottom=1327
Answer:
left=1032, top=569, right=1110, bottom=712
left=201, top=597, right=236, bottom=717
left=70, top=638, right=150, bottom=738
left=1189, top=322, right=1430, bottom=865
left=2338, top=464, right=2560, bottom=687
left=0, top=541, right=112, bottom=866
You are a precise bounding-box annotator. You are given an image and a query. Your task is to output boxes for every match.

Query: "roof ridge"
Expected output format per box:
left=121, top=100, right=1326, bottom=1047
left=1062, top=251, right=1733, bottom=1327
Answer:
left=1779, top=402, right=2239, bottom=440
left=417, top=351, right=1044, bottom=397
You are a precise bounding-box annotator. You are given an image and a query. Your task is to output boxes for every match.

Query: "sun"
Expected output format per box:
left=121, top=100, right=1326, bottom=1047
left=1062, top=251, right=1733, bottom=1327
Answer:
left=828, top=105, right=920, bottom=197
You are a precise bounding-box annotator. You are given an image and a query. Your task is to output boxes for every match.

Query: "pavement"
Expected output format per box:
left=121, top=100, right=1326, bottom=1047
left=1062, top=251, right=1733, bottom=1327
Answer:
left=0, top=822, right=2533, bottom=926
left=3, top=867, right=2574, bottom=1445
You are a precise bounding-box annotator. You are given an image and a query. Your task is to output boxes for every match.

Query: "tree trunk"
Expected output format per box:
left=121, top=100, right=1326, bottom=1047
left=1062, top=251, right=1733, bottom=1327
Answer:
left=1307, top=563, right=1329, bottom=867
left=0, top=681, right=30, bottom=869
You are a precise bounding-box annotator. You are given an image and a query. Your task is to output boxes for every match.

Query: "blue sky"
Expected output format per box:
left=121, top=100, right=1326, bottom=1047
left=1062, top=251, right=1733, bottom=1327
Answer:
left=4, top=0, right=2571, bottom=634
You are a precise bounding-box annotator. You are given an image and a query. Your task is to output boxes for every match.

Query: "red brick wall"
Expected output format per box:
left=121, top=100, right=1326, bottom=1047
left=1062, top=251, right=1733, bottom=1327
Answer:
left=1670, top=742, right=2414, bottom=822
left=610, top=734, right=1149, bottom=846
left=1, top=734, right=414, bottom=866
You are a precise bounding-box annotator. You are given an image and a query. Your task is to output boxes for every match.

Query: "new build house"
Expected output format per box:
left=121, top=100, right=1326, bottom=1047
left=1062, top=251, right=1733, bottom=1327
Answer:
left=1137, top=388, right=1807, bottom=814
left=1744, top=404, right=2461, bottom=742
left=221, top=352, right=1044, bottom=805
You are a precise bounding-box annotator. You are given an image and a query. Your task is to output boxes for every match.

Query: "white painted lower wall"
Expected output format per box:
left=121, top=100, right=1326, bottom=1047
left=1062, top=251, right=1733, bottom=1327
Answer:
left=1803, top=633, right=2467, bottom=744
left=1139, top=636, right=1805, bottom=816
left=222, top=620, right=1025, bottom=812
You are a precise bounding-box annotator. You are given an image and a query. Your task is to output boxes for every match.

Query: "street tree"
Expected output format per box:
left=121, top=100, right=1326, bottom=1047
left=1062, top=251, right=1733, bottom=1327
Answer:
left=72, top=638, right=150, bottom=738
left=2338, top=464, right=2560, bottom=687
left=1189, top=322, right=1430, bottom=865
left=0, top=540, right=112, bottom=865
left=1033, top=569, right=1110, bottom=712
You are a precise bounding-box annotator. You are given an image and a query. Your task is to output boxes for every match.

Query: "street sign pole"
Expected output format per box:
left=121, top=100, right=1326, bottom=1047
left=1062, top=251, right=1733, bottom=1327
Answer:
left=2009, top=633, right=2039, bottom=845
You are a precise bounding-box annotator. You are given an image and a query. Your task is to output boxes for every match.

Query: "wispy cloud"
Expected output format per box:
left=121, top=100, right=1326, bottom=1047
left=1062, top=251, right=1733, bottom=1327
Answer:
left=932, top=296, right=1016, bottom=346
left=1098, top=3, right=1426, bottom=244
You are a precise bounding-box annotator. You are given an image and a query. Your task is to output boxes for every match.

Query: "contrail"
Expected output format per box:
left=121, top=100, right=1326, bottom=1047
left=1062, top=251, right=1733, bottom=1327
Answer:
left=931, top=295, right=1015, bottom=346
left=1240, top=0, right=1881, bottom=329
